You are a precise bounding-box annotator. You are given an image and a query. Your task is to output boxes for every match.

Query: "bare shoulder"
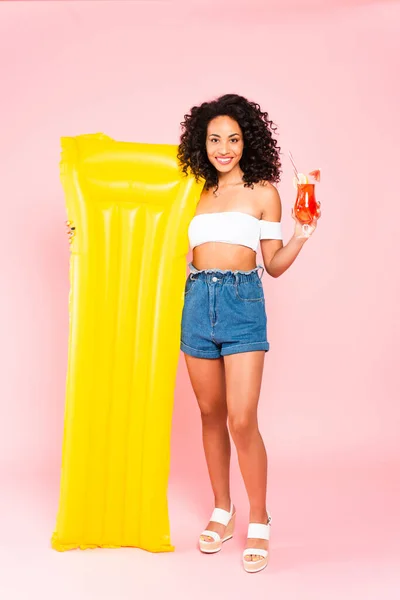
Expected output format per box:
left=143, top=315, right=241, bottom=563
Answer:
left=256, top=181, right=282, bottom=221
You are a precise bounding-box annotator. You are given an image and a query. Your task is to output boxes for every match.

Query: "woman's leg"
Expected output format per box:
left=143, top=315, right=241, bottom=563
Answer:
left=184, top=354, right=234, bottom=541
left=223, top=350, right=269, bottom=562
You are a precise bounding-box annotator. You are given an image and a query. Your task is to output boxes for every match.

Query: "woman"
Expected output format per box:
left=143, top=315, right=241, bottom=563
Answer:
left=177, top=93, right=321, bottom=573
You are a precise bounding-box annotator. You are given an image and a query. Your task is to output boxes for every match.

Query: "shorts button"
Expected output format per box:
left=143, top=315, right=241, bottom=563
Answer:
left=212, top=276, right=218, bottom=282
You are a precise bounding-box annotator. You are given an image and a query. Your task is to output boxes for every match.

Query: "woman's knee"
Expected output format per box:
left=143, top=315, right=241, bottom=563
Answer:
left=198, top=396, right=227, bottom=424
left=228, top=412, right=258, bottom=440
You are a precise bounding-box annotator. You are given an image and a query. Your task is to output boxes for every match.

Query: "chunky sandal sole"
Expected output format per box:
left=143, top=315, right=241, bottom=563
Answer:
left=242, top=511, right=271, bottom=573
left=198, top=505, right=236, bottom=553
left=243, top=556, right=269, bottom=573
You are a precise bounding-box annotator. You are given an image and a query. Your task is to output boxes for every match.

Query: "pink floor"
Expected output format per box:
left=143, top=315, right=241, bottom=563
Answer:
left=2, top=457, right=399, bottom=600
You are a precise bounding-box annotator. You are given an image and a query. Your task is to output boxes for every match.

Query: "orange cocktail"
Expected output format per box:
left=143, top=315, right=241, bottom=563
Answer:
left=294, top=182, right=318, bottom=225
left=288, top=152, right=321, bottom=236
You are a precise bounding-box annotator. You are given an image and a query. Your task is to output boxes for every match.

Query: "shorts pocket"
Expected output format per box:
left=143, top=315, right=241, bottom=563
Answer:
left=234, top=280, right=264, bottom=302
left=184, top=275, right=197, bottom=296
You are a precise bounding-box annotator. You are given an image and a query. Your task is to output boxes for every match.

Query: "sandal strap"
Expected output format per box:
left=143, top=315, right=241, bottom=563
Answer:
left=200, top=529, right=220, bottom=542
left=247, top=522, right=270, bottom=540
left=210, top=502, right=233, bottom=526
left=243, top=547, right=268, bottom=559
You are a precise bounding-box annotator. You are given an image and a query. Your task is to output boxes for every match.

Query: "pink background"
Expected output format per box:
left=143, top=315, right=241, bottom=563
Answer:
left=1, top=1, right=399, bottom=598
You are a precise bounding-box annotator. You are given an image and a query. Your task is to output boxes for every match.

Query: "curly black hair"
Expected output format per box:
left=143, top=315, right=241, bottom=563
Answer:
left=177, top=93, right=281, bottom=194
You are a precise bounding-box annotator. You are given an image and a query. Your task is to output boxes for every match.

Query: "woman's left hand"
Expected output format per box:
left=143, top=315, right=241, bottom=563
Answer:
left=291, top=202, right=321, bottom=239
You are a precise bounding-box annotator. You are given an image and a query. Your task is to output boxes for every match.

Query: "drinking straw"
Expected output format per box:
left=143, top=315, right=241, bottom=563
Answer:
left=288, top=151, right=299, bottom=180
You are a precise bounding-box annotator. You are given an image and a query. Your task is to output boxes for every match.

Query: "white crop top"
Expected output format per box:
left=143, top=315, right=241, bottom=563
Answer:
left=188, top=211, right=283, bottom=252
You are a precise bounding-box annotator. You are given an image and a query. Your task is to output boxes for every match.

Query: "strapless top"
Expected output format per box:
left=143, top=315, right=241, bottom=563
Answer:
left=188, top=211, right=282, bottom=252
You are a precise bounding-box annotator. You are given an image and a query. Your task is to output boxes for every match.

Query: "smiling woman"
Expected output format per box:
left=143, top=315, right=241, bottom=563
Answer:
left=176, top=93, right=321, bottom=573
left=178, top=93, right=281, bottom=197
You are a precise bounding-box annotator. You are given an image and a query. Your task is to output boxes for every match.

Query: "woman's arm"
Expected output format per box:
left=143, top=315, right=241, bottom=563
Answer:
left=259, top=183, right=320, bottom=279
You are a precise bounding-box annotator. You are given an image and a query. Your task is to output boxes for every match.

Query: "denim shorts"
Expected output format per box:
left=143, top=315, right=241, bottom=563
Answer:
left=180, top=261, right=269, bottom=359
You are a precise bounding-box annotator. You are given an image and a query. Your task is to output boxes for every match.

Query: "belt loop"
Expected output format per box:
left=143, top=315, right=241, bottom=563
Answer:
left=188, top=261, right=197, bottom=280
left=233, top=272, right=239, bottom=285
left=257, top=264, right=265, bottom=280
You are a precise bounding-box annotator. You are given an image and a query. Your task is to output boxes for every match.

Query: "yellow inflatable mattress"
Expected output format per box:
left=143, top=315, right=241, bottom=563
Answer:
left=51, top=133, right=203, bottom=552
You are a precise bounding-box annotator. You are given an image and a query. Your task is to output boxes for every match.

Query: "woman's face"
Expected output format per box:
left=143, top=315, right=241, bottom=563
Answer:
left=205, top=115, right=244, bottom=173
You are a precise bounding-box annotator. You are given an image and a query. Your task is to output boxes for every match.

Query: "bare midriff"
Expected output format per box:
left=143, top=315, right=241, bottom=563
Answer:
left=192, top=242, right=257, bottom=271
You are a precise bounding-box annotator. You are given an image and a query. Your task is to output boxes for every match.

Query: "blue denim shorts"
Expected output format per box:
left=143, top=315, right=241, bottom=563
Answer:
left=180, top=262, right=269, bottom=358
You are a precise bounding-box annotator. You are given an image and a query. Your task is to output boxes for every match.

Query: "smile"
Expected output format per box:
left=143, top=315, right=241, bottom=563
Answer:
left=216, top=157, right=233, bottom=164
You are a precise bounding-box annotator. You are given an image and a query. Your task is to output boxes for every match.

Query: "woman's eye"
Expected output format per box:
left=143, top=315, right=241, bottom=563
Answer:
left=209, top=138, right=239, bottom=143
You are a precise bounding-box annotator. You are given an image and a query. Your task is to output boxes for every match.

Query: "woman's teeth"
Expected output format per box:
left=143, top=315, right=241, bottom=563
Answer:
left=216, top=157, right=233, bottom=164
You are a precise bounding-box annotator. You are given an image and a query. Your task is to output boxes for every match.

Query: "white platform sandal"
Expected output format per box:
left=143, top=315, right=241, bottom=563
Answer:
left=242, top=511, right=272, bottom=573
left=198, top=502, right=236, bottom=554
